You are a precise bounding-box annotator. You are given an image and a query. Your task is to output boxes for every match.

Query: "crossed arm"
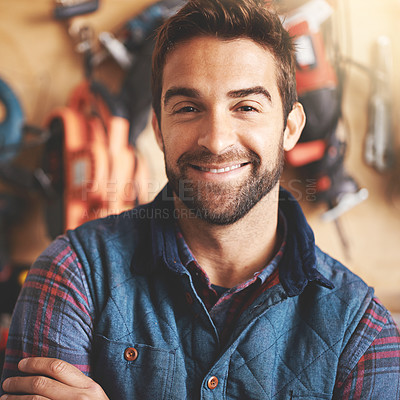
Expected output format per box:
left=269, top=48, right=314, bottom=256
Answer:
left=1, top=358, right=108, bottom=400
left=0, top=238, right=98, bottom=399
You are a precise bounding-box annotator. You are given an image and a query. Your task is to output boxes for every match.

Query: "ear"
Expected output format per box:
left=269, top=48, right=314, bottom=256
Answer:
left=151, top=111, right=164, bottom=152
left=283, top=102, right=306, bottom=152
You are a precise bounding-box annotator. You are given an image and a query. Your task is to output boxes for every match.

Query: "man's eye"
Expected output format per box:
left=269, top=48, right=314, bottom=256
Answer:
left=238, top=105, right=258, bottom=112
left=176, top=106, right=198, bottom=113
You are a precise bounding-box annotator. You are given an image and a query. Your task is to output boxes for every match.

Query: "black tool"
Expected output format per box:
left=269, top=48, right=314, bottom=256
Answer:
left=54, top=0, right=100, bottom=20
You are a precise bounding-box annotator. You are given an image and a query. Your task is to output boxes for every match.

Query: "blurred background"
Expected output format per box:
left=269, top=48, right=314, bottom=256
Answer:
left=0, top=0, right=399, bottom=367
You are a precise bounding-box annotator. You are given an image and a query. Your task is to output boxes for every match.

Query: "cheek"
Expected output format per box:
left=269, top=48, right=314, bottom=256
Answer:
left=162, top=135, right=190, bottom=166
left=240, top=126, right=283, bottom=158
left=161, top=123, right=199, bottom=156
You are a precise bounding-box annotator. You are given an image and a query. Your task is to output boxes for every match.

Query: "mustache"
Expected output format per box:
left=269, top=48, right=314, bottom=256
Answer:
left=177, top=148, right=261, bottom=167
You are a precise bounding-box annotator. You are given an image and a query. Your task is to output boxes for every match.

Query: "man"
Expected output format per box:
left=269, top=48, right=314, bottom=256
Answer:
left=1, top=0, right=400, bottom=399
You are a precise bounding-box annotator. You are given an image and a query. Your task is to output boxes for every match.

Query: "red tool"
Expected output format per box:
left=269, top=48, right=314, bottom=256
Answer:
left=282, top=0, right=367, bottom=221
left=43, top=81, right=149, bottom=238
left=279, top=0, right=369, bottom=258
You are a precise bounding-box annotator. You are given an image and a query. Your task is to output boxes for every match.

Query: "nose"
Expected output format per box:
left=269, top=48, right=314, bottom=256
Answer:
left=197, top=110, right=236, bottom=154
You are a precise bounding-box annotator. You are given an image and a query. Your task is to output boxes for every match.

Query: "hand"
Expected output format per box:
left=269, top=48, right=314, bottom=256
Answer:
left=1, top=357, right=109, bottom=400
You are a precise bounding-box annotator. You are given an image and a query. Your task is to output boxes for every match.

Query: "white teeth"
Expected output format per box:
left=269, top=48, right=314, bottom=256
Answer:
left=198, top=164, right=243, bottom=173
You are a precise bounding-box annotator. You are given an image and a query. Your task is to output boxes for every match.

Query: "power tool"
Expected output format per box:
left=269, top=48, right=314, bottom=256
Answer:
left=281, top=0, right=368, bottom=224
left=43, top=80, right=149, bottom=239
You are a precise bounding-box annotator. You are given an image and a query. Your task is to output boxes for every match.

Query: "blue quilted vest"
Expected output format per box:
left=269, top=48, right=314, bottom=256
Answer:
left=67, top=186, right=372, bottom=400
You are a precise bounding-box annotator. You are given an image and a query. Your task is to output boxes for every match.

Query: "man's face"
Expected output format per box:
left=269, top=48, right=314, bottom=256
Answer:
left=153, top=36, right=296, bottom=225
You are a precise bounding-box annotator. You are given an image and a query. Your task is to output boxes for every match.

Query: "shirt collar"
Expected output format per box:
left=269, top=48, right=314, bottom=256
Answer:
left=175, top=210, right=287, bottom=286
left=277, top=187, right=334, bottom=296
left=144, top=184, right=334, bottom=296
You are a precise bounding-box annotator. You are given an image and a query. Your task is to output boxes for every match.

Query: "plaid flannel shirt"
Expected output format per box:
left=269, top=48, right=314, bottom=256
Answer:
left=1, top=222, right=399, bottom=398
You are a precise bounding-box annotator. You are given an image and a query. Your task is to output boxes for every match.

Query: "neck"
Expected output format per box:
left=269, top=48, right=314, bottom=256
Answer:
left=175, top=184, right=281, bottom=288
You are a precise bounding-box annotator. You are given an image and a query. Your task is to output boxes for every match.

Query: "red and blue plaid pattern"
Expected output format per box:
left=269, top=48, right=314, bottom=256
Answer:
left=179, top=232, right=283, bottom=345
left=2, top=234, right=400, bottom=396
left=333, top=297, right=400, bottom=398
left=2, top=237, right=93, bottom=377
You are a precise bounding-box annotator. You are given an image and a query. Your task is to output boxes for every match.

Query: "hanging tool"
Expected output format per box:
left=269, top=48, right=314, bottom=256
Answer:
left=54, top=0, right=100, bottom=20
left=0, top=78, right=53, bottom=196
left=281, top=0, right=368, bottom=258
left=364, top=36, right=395, bottom=172
left=43, top=80, right=149, bottom=239
left=45, top=0, right=151, bottom=238
left=0, top=79, right=24, bottom=162
left=98, top=32, right=134, bottom=70
left=92, top=0, right=186, bottom=143
left=0, top=79, right=52, bottom=277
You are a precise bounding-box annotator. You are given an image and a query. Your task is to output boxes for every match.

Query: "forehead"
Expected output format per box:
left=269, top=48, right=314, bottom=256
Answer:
left=162, top=36, right=278, bottom=97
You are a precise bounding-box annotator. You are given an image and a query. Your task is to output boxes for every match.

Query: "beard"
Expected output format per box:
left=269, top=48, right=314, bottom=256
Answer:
left=165, top=139, right=284, bottom=225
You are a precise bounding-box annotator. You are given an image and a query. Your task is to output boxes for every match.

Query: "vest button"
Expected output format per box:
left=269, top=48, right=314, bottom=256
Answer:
left=207, top=376, right=218, bottom=390
left=124, top=347, right=138, bottom=361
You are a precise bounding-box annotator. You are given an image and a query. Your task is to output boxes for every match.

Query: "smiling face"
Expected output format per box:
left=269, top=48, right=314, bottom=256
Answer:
left=153, top=36, right=304, bottom=225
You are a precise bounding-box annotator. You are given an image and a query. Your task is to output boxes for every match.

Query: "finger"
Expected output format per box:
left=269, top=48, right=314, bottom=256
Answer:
left=2, top=375, right=59, bottom=398
left=17, top=358, right=93, bottom=389
left=1, top=395, right=49, bottom=400
left=2, top=375, right=107, bottom=400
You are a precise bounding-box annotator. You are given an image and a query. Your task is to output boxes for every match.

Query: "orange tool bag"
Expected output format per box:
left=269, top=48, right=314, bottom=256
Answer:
left=43, top=80, right=149, bottom=239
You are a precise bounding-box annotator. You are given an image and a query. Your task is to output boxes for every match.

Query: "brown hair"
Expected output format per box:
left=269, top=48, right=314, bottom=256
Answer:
left=151, top=0, right=297, bottom=125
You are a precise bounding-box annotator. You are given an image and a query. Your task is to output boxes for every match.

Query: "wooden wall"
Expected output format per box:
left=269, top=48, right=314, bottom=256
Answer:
left=0, top=0, right=399, bottom=314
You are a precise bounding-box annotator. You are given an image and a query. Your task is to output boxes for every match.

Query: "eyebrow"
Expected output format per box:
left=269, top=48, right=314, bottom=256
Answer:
left=163, top=85, right=272, bottom=107
left=163, top=87, right=200, bottom=107
left=228, top=86, right=272, bottom=103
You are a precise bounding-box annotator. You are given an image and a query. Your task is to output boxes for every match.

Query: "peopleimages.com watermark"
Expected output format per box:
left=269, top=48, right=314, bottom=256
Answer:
left=80, top=180, right=166, bottom=202
left=78, top=178, right=319, bottom=220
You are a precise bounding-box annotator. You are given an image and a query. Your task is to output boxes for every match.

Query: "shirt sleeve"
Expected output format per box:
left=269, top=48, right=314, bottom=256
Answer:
left=333, top=297, right=400, bottom=399
left=0, top=235, right=94, bottom=392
